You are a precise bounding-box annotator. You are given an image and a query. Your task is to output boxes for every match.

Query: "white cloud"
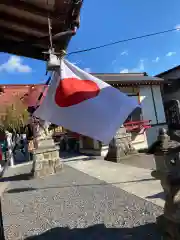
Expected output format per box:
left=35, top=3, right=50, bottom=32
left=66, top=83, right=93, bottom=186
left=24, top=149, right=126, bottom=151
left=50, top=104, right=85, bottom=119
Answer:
left=120, top=59, right=145, bottom=73
left=0, top=56, right=32, bottom=73
left=120, top=68, right=129, bottom=73
left=112, top=59, right=117, bottom=65
left=132, top=59, right=145, bottom=72
left=166, top=51, right=176, bottom=57
left=175, top=24, right=180, bottom=31
left=112, top=50, right=129, bottom=68
left=152, top=57, right=160, bottom=63
left=71, top=59, right=82, bottom=66
left=84, top=67, right=91, bottom=73
left=121, top=50, right=128, bottom=56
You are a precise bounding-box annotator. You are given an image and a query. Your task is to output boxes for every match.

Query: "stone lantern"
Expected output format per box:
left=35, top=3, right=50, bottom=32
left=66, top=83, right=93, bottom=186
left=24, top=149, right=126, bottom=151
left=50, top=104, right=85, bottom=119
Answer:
left=150, top=128, right=180, bottom=239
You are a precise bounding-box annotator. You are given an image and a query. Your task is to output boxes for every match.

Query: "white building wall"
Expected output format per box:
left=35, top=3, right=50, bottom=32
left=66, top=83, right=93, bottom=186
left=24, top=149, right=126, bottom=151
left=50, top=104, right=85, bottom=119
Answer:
left=93, top=140, right=100, bottom=149
left=131, top=131, right=148, bottom=150
left=80, top=84, right=167, bottom=154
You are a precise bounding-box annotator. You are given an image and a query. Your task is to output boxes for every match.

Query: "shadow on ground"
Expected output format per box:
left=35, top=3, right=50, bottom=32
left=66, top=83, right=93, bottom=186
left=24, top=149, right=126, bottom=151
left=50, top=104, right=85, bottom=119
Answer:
left=59, top=151, right=96, bottom=161
left=0, top=173, right=33, bottom=182
left=4, top=177, right=157, bottom=193
left=24, top=223, right=161, bottom=239
left=146, top=192, right=165, bottom=201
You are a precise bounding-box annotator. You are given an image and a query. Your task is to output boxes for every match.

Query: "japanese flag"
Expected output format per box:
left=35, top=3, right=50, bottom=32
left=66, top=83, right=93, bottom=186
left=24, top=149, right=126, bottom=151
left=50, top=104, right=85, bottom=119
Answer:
left=34, top=60, right=139, bottom=144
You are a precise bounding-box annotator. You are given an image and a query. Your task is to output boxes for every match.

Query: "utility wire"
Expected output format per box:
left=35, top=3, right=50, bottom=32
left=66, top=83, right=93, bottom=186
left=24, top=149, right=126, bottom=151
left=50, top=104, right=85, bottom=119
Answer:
left=67, top=27, right=179, bottom=55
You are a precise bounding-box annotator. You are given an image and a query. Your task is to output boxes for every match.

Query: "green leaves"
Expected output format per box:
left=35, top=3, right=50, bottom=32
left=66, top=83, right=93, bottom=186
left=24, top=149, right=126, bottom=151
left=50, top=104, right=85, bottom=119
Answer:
left=0, top=96, right=29, bottom=134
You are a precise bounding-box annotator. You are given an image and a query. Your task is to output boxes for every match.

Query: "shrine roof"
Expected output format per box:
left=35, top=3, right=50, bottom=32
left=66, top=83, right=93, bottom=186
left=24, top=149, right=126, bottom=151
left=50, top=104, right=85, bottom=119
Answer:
left=0, top=84, right=48, bottom=108
left=92, top=73, right=163, bottom=85
left=156, top=65, right=180, bottom=77
left=0, top=72, right=164, bottom=108
left=0, top=0, right=83, bottom=60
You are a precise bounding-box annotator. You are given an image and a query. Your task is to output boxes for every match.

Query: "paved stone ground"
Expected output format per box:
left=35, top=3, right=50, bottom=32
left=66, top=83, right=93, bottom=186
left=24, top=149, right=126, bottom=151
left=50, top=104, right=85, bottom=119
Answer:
left=1, top=164, right=163, bottom=239
left=66, top=159, right=164, bottom=207
left=119, top=154, right=156, bottom=170
left=59, top=151, right=96, bottom=162
left=83, top=153, right=156, bottom=170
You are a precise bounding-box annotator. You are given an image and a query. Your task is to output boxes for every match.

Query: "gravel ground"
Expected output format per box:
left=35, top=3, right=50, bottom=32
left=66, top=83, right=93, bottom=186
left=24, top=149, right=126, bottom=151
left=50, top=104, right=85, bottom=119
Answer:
left=1, top=164, right=163, bottom=239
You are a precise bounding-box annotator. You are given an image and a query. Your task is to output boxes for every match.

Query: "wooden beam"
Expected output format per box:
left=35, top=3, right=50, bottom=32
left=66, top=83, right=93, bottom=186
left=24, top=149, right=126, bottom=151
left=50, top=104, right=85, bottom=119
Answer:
left=0, top=0, right=69, bottom=19
left=0, top=38, right=45, bottom=60
left=0, top=11, right=64, bottom=33
left=0, top=25, right=72, bottom=54
left=0, top=27, right=42, bottom=41
left=0, top=26, right=49, bottom=48
left=0, top=19, right=47, bottom=38
left=0, top=36, right=70, bottom=60
left=0, top=1, right=82, bottom=59
left=0, top=31, right=48, bottom=50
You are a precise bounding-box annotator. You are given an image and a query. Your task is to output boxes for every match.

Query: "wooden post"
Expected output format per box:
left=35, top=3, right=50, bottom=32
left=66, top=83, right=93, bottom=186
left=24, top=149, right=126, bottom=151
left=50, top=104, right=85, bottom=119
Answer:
left=0, top=198, right=5, bottom=240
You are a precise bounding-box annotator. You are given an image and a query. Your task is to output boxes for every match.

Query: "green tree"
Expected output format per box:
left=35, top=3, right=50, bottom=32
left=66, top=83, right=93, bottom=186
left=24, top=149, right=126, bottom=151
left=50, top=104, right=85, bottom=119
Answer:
left=0, top=96, right=29, bottom=134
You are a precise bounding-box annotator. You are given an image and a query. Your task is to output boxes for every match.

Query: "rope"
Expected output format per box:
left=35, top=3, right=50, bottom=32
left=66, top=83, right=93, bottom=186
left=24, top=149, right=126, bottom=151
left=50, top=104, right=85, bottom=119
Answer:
left=48, top=17, right=53, bottom=50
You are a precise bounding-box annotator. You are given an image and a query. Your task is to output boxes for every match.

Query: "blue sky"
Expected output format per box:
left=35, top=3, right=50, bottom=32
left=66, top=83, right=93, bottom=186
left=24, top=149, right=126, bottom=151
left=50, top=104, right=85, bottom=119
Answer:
left=0, top=0, right=180, bottom=84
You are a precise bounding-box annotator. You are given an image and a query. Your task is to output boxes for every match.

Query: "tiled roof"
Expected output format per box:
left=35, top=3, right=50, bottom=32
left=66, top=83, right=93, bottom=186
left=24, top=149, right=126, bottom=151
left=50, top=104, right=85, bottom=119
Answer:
left=0, top=74, right=163, bottom=109
left=0, top=84, right=48, bottom=109
left=155, top=65, right=180, bottom=77
left=93, top=73, right=163, bottom=83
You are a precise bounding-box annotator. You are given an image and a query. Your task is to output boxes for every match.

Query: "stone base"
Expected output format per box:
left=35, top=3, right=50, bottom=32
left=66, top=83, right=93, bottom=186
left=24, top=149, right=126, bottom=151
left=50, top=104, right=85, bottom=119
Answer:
left=104, top=127, right=137, bottom=163
left=156, top=215, right=180, bottom=240
left=105, top=145, right=137, bottom=163
left=104, top=147, right=121, bottom=162
left=31, top=146, right=63, bottom=178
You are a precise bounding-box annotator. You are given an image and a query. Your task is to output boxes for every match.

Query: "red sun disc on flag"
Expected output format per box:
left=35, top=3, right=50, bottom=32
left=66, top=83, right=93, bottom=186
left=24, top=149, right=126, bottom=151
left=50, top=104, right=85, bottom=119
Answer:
left=55, top=77, right=100, bottom=107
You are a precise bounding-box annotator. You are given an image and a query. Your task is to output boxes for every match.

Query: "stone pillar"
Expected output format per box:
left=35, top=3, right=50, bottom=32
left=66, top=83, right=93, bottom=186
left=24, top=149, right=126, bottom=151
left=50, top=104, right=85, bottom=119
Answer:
left=31, top=119, right=63, bottom=178
left=21, top=134, right=29, bottom=162
left=100, top=143, right=109, bottom=157
left=79, top=136, right=83, bottom=149
left=151, top=128, right=180, bottom=240
left=93, top=140, right=99, bottom=150
left=79, top=136, right=97, bottom=155
left=105, top=126, right=137, bottom=162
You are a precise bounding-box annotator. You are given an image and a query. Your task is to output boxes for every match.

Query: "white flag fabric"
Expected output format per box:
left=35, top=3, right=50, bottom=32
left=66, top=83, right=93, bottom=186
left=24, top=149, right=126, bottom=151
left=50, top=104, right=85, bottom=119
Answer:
left=34, top=60, right=139, bottom=144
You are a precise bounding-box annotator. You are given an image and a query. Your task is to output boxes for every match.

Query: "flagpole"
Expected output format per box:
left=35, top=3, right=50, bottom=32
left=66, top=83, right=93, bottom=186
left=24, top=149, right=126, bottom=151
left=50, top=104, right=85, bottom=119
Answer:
left=31, top=50, right=66, bottom=137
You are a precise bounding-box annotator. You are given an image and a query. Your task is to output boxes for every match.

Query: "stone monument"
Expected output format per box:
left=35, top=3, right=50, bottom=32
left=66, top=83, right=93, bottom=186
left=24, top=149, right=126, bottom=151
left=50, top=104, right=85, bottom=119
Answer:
left=105, top=125, right=137, bottom=163
left=164, top=99, right=180, bottom=130
left=150, top=128, right=180, bottom=240
left=30, top=117, right=63, bottom=178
